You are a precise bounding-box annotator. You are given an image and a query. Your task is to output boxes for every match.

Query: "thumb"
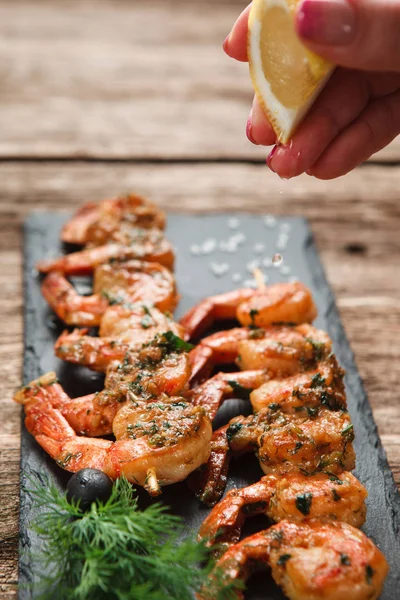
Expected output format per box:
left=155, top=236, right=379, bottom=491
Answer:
left=296, top=0, right=400, bottom=72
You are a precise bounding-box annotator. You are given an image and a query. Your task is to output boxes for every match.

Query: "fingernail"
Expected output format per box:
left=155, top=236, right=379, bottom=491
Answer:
left=246, top=111, right=259, bottom=145
left=267, top=146, right=278, bottom=172
left=297, top=0, right=357, bottom=46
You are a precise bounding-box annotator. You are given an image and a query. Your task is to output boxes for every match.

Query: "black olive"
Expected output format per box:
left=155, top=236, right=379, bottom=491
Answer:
left=66, top=468, right=113, bottom=511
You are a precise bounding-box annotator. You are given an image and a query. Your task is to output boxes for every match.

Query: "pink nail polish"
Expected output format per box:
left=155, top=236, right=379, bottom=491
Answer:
left=267, top=146, right=278, bottom=172
left=296, top=0, right=356, bottom=46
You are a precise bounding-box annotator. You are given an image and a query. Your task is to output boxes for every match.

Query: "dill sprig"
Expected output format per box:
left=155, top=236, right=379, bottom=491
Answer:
left=27, top=476, right=242, bottom=600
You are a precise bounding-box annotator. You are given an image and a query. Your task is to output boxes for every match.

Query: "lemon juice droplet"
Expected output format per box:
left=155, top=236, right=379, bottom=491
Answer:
left=272, top=253, right=283, bottom=266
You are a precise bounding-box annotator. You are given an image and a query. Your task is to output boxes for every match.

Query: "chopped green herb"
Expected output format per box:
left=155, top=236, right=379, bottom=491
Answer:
left=340, top=554, right=351, bottom=566
left=277, top=554, right=292, bottom=566
left=366, top=565, right=374, bottom=585
left=310, top=373, right=325, bottom=389
left=306, top=406, right=319, bottom=418
left=326, top=473, right=344, bottom=485
left=341, top=424, right=354, bottom=441
left=305, top=337, right=325, bottom=361
left=249, top=309, right=259, bottom=323
left=295, top=492, right=313, bottom=515
left=162, top=331, right=194, bottom=353
left=268, top=403, right=280, bottom=411
left=331, top=489, right=341, bottom=501
left=226, top=422, right=243, bottom=442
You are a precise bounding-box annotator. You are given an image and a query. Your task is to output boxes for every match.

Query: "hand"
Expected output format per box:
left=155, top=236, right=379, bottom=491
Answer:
left=224, top=1, right=400, bottom=180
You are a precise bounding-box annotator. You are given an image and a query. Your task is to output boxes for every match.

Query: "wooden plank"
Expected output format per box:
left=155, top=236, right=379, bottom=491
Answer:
left=1, top=161, right=400, bottom=596
left=0, top=0, right=398, bottom=162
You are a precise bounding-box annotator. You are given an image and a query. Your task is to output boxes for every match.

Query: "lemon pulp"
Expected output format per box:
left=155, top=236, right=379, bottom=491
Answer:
left=248, top=0, right=334, bottom=142
left=261, top=5, right=319, bottom=109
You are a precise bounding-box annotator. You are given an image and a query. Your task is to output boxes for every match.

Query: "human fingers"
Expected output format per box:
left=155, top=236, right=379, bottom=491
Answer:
left=246, top=96, right=276, bottom=145
left=307, top=89, right=400, bottom=179
left=223, top=3, right=251, bottom=62
left=266, top=68, right=371, bottom=178
left=296, top=0, right=400, bottom=72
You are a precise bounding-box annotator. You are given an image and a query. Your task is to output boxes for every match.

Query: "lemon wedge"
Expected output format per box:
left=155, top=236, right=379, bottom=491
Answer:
left=248, top=0, right=334, bottom=144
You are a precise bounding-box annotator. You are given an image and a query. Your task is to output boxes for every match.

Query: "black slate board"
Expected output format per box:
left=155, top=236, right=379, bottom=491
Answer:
left=19, top=212, right=400, bottom=599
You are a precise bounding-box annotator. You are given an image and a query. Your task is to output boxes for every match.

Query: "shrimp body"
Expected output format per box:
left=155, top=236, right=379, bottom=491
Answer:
left=189, top=323, right=331, bottom=385
left=228, top=408, right=355, bottom=476
left=18, top=380, right=212, bottom=494
left=41, top=259, right=177, bottom=326
left=61, top=194, right=165, bottom=245
left=250, top=356, right=346, bottom=414
left=202, top=520, right=388, bottom=600
left=181, top=282, right=317, bottom=340
left=37, top=229, right=174, bottom=275
left=199, top=472, right=367, bottom=552
left=55, top=304, right=185, bottom=371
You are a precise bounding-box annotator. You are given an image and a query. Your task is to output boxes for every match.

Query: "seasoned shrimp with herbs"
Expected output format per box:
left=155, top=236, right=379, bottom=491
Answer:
left=61, top=194, right=166, bottom=245
left=15, top=331, right=193, bottom=437
left=37, top=227, right=174, bottom=275
left=199, top=471, right=367, bottom=553
left=55, top=304, right=185, bottom=371
left=41, top=259, right=178, bottom=326
left=189, top=322, right=332, bottom=384
left=181, top=281, right=317, bottom=340
left=202, top=520, right=388, bottom=600
left=19, top=386, right=212, bottom=496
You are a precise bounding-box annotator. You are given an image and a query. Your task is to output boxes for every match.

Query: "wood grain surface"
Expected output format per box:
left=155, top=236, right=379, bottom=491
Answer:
left=0, top=0, right=399, bottom=598
left=0, top=0, right=398, bottom=161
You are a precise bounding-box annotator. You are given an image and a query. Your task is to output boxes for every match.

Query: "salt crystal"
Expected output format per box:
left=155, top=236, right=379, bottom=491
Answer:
left=243, top=278, right=258, bottom=288
left=227, top=217, right=240, bottom=230
left=201, top=238, right=217, bottom=255
left=262, top=257, right=273, bottom=268
left=209, top=262, right=230, bottom=277
left=253, top=243, right=265, bottom=254
left=264, top=215, right=277, bottom=228
left=190, top=244, right=201, bottom=255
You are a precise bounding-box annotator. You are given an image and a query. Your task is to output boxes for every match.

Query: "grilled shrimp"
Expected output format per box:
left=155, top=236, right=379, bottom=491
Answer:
left=61, top=194, right=166, bottom=245
left=191, top=404, right=355, bottom=506
left=41, top=259, right=178, bottom=326
left=199, top=472, right=367, bottom=553
left=55, top=304, right=185, bottom=372
left=37, top=228, right=174, bottom=275
left=16, top=331, right=192, bottom=437
left=181, top=282, right=317, bottom=340
left=202, top=520, right=388, bottom=600
left=189, top=323, right=332, bottom=384
left=228, top=407, right=355, bottom=476
left=18, top=386, right=212, bottom=496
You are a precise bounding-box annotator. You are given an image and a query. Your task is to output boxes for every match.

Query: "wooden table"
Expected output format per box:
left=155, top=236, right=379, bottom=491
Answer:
left=1, top=1, right=399, bottom=597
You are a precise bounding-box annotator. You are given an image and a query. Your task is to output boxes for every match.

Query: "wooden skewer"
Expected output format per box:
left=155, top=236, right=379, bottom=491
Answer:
left=144, top=467, right=161, bottom=497
left=253, top=267, right=266, bottom=290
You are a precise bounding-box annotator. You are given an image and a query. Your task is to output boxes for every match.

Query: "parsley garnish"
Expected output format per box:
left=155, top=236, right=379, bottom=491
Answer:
left=277, top=554, right=292, bottom=566
left=295, top=492, right=313, bottom=515
left=340, top=554, right=351, bottom=566
left=341, top=424, right=354, bottom=441
left=226, top=422, right=243, bottom=442
left=162, top=331, right=194, bottom=353
left=366, top=565, right=374, bottom=585
left=310, top=373, right=325, bottom=388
